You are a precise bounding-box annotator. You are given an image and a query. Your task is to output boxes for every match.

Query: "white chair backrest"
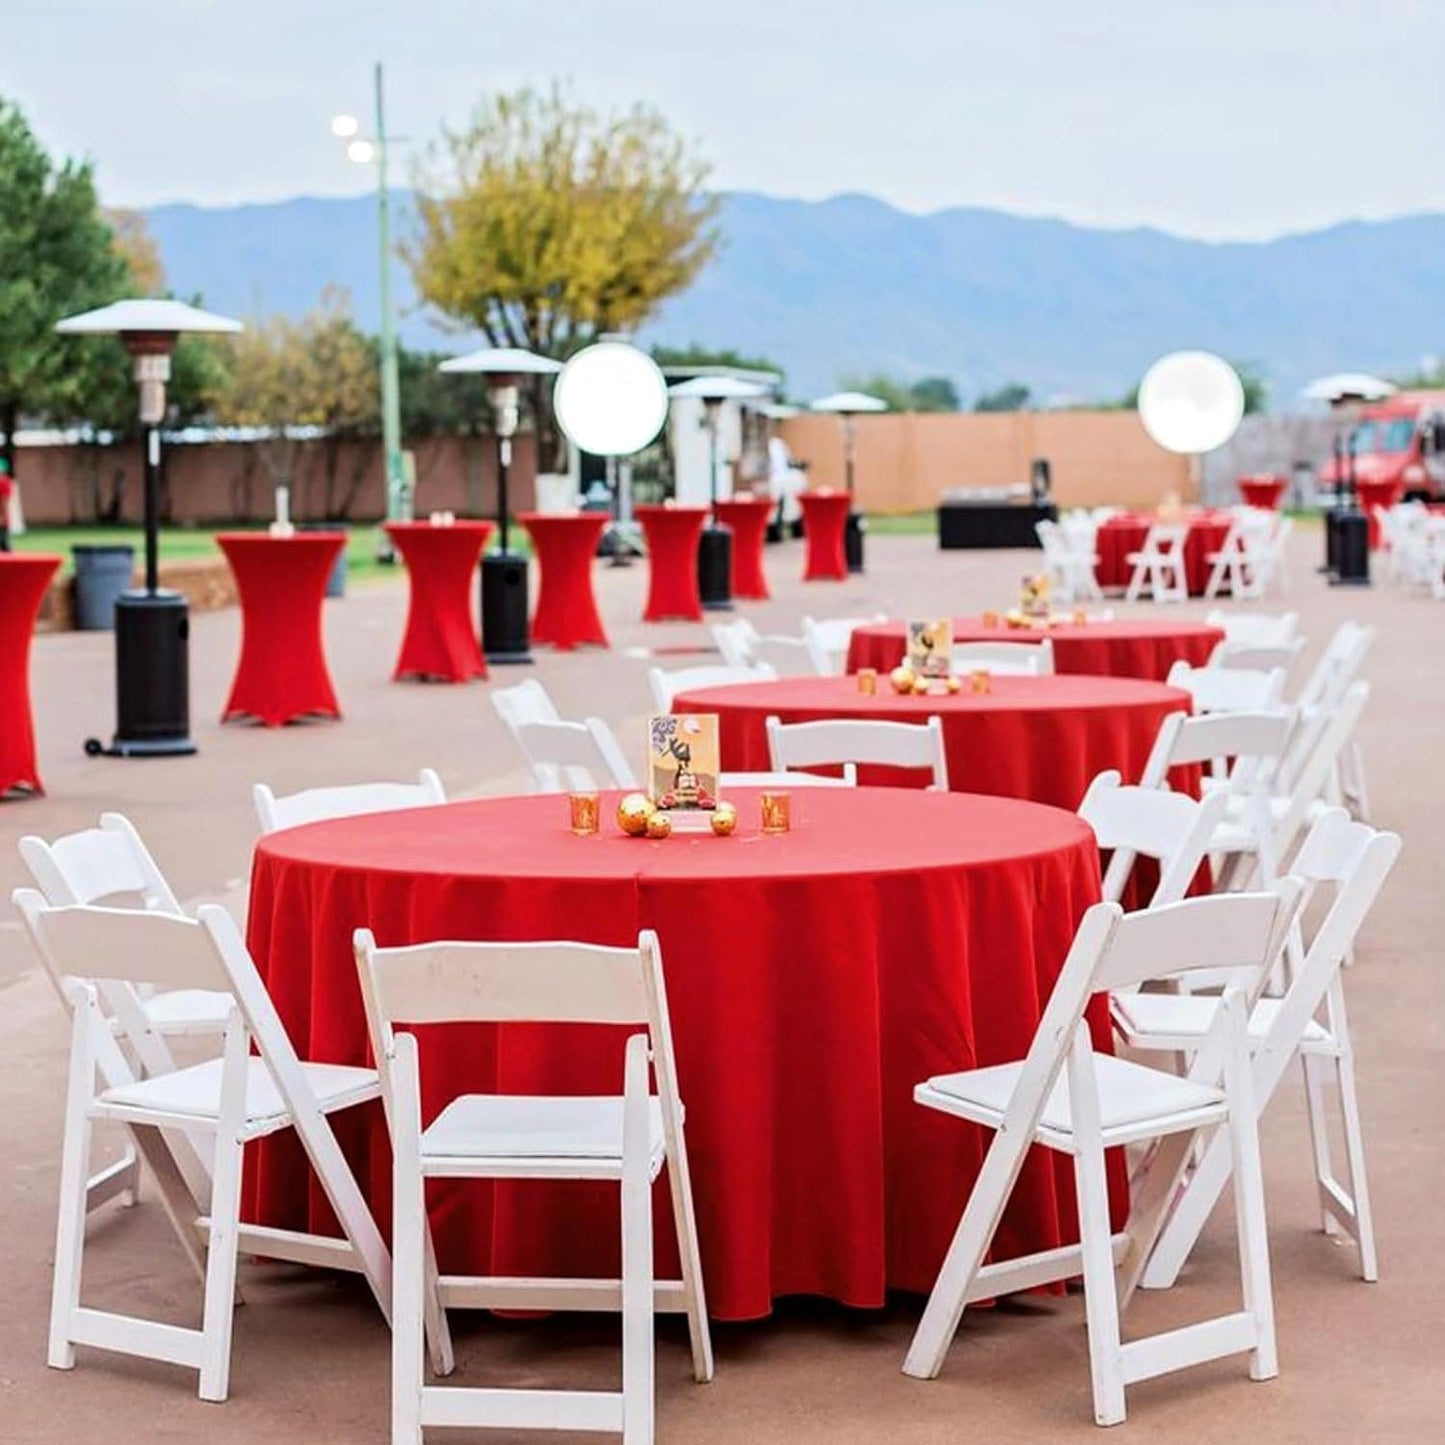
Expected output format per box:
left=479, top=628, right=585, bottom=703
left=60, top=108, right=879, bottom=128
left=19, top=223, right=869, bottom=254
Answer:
left=1204, top=610, right=1299, bottom=646
left=509, top=716, right=638, bottom=793
left=710, top=620, right=757, bottom=669
left=1167, top=660, right=1286, bottom=713
left=1144, top=521, right=1188, bottom=555
left=721, top=771, right=854, bottom=789
left=1079, top=771, right=1230, bottom=907
left=1206, top=639, right=1304, bottom=676
left=19, top=812, right=182, bottom=913
left=801, top=614, right=886, bottom=676
left=1295, top=621, right=1373, bottom=714
left=1139, top=709, right=1294, bottom=790
left=765, top=714, right=949, bottom=790
left=648, top=663, right=775, bottom=711
left=254, top=769, right=446, bottom=834
left=491, top=679, right=561, bottom=730
left=1273, top=681, right=1370, bottom=846
left=951, top=639, right=1055, bottom=676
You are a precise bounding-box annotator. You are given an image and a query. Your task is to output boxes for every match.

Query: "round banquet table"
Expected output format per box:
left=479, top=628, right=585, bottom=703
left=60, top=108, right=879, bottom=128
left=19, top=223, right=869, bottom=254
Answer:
left=675, top=674, right=1192, bottom=810
left=846, top=616, right=1224, bottom=683
left=798, top=490, right=851, bottom=582
left=713, top=495, right=773, bottom=600
left=217, top=533, right=345, bottom=726
left=384, top=521, right=493, bottom=681
left=1094, top=511, right=1232, bottom=596
left=635, top=505, right=708, bottom=622
left=0, top=554, right=60, bottom=795
left=1238, top=475, right=1287, bottom=510
left=1354, top=478, right=1406, bottom=549
left=519, top=511, right=609, bottom=649
left=245, top=788, right=1121, bottom=1321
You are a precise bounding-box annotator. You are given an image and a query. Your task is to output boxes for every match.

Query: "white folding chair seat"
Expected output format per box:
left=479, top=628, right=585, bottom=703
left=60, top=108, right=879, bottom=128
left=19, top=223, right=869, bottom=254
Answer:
left=951, top=639, right=1055, bottom=675
left=801, top=614, right=887, bottom=675
left=648, top=662, right=775, bottom=711
left=903, top=887, right=1301, bottom=1426
left=766, top=714, right=949, bottom=790
left=1112, top=992, right=1332, bottom=1052
left=1124, top=523, right=1189, bottom=603
left=506, top=715, right=638, bottom=793
left=1166, top=660, right=1286, bottom=714
left=254, top=769, right=446, bottom=833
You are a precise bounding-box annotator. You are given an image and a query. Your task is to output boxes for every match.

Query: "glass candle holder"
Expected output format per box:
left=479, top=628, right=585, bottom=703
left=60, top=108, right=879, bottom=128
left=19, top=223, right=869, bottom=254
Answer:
left=981, top=609, right=1000, bottom=628
left=1072, top=607, right=1088, bottom=625
left=857, top=667, right=878, bottom=696
left=969, top=669, right=992, bottom=695
left=568, top=791, right=600, bottom=836
left=760, top=791, right=792, bottom=835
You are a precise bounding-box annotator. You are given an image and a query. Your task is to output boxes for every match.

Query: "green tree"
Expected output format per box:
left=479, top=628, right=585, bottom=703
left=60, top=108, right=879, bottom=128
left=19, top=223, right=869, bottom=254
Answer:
left=651, top=343, right=784, bottom=389
left=1116, top=360, right=1269, bottom=415
left=974, top=382, right=1032, bottom=413
left=837, top=373, right=912, bottom=412
left=907, top=376, right=960, bottom=412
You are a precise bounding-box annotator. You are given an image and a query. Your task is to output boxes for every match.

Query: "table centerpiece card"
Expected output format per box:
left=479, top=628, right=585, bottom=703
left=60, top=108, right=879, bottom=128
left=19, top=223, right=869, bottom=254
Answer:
left=648, top=714, right=722, bottom=830
left=906, top=619, right=953, bottom=679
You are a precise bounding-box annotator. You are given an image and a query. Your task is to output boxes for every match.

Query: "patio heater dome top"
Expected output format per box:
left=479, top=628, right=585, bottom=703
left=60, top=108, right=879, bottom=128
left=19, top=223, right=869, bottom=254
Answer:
left=439, top=346, right=564, bottom=376
left=668, top=375, right=770, bottom=402
left=1300, top=372, right=1398, bottom=405
left=810, top=391, right=889, bottom=415
left=55, top=298, right=244, bottom=339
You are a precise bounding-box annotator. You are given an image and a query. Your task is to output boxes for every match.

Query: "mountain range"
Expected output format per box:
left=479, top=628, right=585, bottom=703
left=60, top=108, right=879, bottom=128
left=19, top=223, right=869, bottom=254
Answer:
left=143, top=190, right=1445, bottom=406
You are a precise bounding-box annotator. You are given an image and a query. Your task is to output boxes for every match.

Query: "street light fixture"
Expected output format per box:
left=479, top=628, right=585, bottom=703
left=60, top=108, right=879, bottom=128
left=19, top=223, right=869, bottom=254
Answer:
left=438, top=346, right=563, bottom=664
left=810, top=390, right=887, bottom=573
left=55, top=297, right=243, bottom=757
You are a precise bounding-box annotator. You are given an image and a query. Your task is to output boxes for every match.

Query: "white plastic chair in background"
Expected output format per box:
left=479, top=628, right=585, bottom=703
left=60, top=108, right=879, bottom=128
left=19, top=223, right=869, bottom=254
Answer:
left=254, top=770, right=447, bottom=834
left=1166, top=660, right=1287, bottom=715
left=765, top=714, right=949, bottom=790
left=711, top=619, right=812, bottom=676
left=1037, top=518, right=1102, bottom=602
left=14, top=893, right=391, bottom=1403
left=1206, top=638, right=1305, bottom=679
left=1202, top=513, right=1259, bottom=601
left=504, top=715, right=638, bottom=793
left=951, top=638, right=1055, bottom=675
left=1204, top=609, right=1299, bottom=647
left=1124, top=523, right=1189, bottom=603
left=1293, top=621, right=1373, bottom=821
left=801, top=614, right=887, bottom=676
left=902, top=887, right=1300, bottom=1426
left=647, top=662, right=775, bottom=712
left=492, top=678, right=562, bottom=730
left=354, top=928, right=712, bottom=1444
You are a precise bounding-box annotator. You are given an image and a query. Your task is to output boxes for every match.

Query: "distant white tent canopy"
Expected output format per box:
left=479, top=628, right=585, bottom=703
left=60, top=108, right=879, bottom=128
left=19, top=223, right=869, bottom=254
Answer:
left=438, top=347, right=562, bottom=377
left=55, top=298, right=243, bottom=337
left=811, top=391, right=889, bottom=415
left=1301, top=373, right=1398, bottom=405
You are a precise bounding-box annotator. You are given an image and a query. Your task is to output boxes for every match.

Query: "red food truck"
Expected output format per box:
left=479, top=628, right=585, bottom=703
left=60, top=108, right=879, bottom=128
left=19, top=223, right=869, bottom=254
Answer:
left=1319, top=390, right=1445, bottom=499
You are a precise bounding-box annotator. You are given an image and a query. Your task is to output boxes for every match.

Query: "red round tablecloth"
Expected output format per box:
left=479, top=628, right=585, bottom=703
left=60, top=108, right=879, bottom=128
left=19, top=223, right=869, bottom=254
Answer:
left=385, top=521, right=493, bottom=681
left=635, top=505, right=708, bottom=622
left=1238, top=475, right=1287, bottom=510
left=0, top=554, right=60, bottom=796
left=675, top=674, right=1190, bottom=810
left=798, top=490, right=851, bottom=582
left=245, top=788, right=1119, bottom=1321
left=519, top=511, right=608, bottom=650
left=713, top=495, right=773, bottom=601
left=847, top=616, right=1224, bottom=683
left=1354, top=478, right=1406, bottom=549
left=1094, top=512, right=1232, bottom=595
left=217, top=533, right=344, bottom=727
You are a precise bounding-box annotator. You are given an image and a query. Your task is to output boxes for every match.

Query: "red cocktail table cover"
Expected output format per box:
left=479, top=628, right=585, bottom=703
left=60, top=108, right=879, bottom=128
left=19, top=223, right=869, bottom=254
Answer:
left=1094, top=512, right=1232, bottom=595
left=245, top=788, right=1117, bottom=1321
left=847, top=616, right=1224, bottom=683
left=385, top=521, right=493, bottom=681
left=676, top=674, right=1191, bottom=810
left=1354, top=479, right=1406, bottom=549
left=799, top=490, right=851, bottom=581
left=1238, top=475, right=1287, bottom=510
left=217, top=533, right=345, bottom=726
left=520, top=511, right=608, bottom=649
left=713, top=495, right=774, bottom=600
left=635, top=505, right=708, bottom=622
left=0, top=554, right=60, bottom=795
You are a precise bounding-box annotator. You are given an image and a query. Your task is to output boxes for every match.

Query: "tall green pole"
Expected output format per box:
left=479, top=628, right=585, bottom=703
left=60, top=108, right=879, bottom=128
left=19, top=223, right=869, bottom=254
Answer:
left=375, top=61, right=408, bottom=528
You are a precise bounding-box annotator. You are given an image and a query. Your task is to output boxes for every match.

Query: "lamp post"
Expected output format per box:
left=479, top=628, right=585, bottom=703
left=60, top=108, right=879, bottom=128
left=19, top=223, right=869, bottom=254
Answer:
left=332, top=63, right=407, bottom=547
left=668, top=375, right=767, bottom=610
left=438, top=346, right=563, bottom=663
left=55, top=298, right=243, bottom=757
left=810, top=390, right=887, bottom=573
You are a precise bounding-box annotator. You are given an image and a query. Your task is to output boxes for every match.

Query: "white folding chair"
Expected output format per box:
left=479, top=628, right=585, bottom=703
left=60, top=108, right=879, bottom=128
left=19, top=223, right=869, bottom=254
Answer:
left=711, top=620, right=813, bottom=675
left=254, top=769, right=447, bottom=834
left=1037, top=518, right=1102, bottom=603
left=765, top=714, right=949, bottom=790
left=647, top=662, right=775, bottom=712
left=1293, top=621, right=1373, bottom=821
left=1124, top=522, right=1189, bottom=603
left=720, top=771, right=854, bottom=789
left=354, top=928, right=712, bottom=1445
left=1166, top=660, right=1286, bottom=714
left=13, top=893, right=391, bottom=1402
left=801, top=614, right=887, bottom=676
left=492, top=678, right=562, bottom=730
left=1203, top=513, right=1257, bottom=601
left=902, top=887, right=1300, bottom=1426
left=1204, top=609, right=1299, bottom=647
left=506, top=716, right=638, bottom=793
left=1206, top=638, right=1305, bottom=679
left=951, top=638, right=1055, bottom=675
left=1119, top=810, right=1401, bottom=1290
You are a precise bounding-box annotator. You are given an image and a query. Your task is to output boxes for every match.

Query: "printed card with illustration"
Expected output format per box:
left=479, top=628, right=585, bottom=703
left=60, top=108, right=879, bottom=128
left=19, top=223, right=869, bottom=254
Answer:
left=906, top=619, right=953, bottom=679
left=648, top=714, right=722, bottom=814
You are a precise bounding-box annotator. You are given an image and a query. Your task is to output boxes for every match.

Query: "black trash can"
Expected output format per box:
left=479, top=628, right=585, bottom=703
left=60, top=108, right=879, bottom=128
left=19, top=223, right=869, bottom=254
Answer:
left=72, top=544, right=136, bottom=631
left=299, top=522, right=348, bottom=597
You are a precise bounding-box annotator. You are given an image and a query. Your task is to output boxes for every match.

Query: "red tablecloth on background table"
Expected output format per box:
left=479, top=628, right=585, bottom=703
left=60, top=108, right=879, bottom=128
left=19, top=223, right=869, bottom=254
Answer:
left=798, top=490, right=851, bottom=581
left=713, top=495, right=774, bottom=600
left=1237, top=475, right=1287, bottom=510
left=635, top=505, right=708, bottom=622
left=217, top=533, right=345, bottom=727
left=847, top=616, right=1224, bottom=682
left=676, top=674, right=1191, bottom=810
left=385, top=521, right=493, bottom=681
left=0, top=554, right=60, bottom=795
left=1354, top=479, right=1406, bottom=549
left=245, top=788, right=1119, bottom=1321
left=519, top=511, right=608, bottom=650
left=1094, top=512, right=1232, bottom=595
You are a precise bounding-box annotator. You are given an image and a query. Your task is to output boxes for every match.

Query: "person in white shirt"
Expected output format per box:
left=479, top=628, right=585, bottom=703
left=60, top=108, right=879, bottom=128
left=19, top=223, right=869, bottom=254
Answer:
left=768, top=430, right=808, bottom=536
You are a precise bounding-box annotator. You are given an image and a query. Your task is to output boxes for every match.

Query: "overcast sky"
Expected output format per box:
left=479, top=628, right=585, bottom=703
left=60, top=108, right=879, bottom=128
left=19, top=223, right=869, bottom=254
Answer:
left=9, top=0, right=1444, bottom=239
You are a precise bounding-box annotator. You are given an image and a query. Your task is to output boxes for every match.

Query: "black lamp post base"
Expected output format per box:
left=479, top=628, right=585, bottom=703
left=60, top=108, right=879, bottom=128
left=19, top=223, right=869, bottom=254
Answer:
left=845, top=510, right=866, bottom=574
left=86, top=589, right=196, bottom=758
left=1329, top=509, right=1371, bottom=587
left=698, top=523, right=733, bottom=611
left=481, top=550, right=533, bottom=664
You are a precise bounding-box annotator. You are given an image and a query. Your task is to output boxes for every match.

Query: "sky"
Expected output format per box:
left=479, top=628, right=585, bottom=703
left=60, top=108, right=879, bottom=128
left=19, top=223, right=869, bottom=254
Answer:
left=7, top=0, right=1445, bottom=240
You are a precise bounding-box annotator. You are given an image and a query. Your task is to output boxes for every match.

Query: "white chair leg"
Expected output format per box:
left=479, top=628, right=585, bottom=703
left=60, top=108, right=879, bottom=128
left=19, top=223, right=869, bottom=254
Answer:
left=1224, top=1025, right=1277, bottom=1383
left=621, top=1036, right=655, bottom=1445
left=392, top=1044, right=427, bottom=1445
left=49, top=996, right=100, bottom=1372
left=197, top=1130, right=244, bottom=1403
left=1074, top=1137, right=1126, bottom=1426
left=1300, top=1053, right=1339, bottom=1237
left=1139, top=1129, right=1232, bottom=1290
left=1334, top=1051, right=1379, bottom=1282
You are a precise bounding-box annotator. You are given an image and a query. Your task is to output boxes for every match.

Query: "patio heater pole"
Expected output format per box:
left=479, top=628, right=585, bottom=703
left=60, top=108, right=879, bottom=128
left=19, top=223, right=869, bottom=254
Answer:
left=697, top=397, right=733, bottom=610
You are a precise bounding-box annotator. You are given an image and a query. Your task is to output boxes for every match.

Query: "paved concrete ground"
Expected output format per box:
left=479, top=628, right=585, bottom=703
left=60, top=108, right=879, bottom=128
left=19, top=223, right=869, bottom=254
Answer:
left=0, top=526, right=1439, bottom=1442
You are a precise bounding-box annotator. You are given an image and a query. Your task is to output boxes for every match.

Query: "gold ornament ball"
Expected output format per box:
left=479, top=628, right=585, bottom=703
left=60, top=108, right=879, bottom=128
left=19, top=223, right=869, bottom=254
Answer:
left=616, top=792, right=656, bottom=836
left=645, top=811, right=673, bottom=840
left=889, top=665, right=916, bottom=695
left=945, top=675, right=962, bottom=694
left=710, top=802, right=739, bottom=836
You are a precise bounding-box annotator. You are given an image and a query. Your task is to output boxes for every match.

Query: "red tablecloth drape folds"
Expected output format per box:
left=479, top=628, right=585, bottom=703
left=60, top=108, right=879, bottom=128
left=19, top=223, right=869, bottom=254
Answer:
left=798, top=490, right=851, bottom=582
left=635, top=505, right=709, bottom=622
left=1237, top=476, right=1287, bottom=510
left=245, top=789, right=1119, bottom=1322
left=519, top=511, right=609, bottom=649
left=713, top=496, right=774, bottom=601
left=217, top=533, right=345, bottom=727
left=846, top=617, right=1224, bottom=683
left=1094, top=512, right=1232, bottom=595
left=385, top=521, right=493, bottom=682
left=0, top=554, right=60, bottom=795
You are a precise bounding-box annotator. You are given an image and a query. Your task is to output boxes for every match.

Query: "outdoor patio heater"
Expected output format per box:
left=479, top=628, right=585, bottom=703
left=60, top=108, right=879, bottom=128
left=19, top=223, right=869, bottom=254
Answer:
left=1326, top=434, right=1370, bottom=586
left=439, top=347, right=563, bottom=664
left=811, top=390, right=887, bottom=573
left=55, top=299, right=243, bottom=757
